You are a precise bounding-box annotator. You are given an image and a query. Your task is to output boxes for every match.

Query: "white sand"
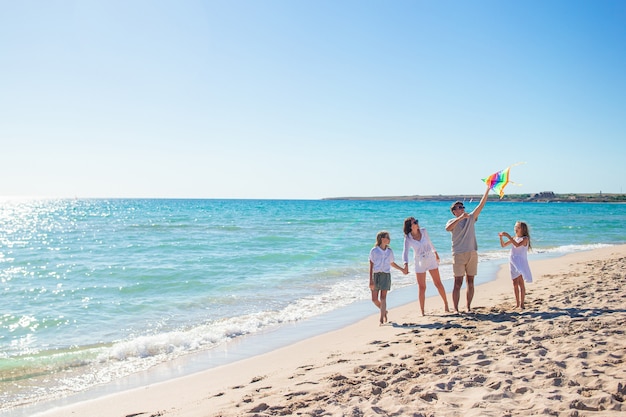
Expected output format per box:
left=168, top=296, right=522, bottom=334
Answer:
left=34, top=244, right=626, bottom=416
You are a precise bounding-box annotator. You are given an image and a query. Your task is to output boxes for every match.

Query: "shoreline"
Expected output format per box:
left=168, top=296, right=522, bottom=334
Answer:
left=4, top=254, right=502, bottom=416
left=28, top=244, right=626, bottom=417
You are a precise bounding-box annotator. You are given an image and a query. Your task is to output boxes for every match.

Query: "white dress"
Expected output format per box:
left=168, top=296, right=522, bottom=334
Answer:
left=509, top=237, right=533, bottom=283
left=402, top=228, right=438, bottom=273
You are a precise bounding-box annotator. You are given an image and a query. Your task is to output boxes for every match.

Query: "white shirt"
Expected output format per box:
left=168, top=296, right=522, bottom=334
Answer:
left=369, top=246, right=395, bottom=273
left=402, top=228, right=435, bottom=264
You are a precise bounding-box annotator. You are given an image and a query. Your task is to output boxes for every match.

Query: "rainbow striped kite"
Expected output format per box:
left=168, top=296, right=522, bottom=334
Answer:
left=482, top=163, right=524, bottom=199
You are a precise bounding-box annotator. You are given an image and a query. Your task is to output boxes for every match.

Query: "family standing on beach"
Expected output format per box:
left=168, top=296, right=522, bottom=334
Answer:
left=370, top=184, right=533, bottom=324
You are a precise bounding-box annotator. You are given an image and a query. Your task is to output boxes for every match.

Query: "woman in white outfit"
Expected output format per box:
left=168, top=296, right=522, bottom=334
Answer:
left=402, top=217, right=450, bottom=315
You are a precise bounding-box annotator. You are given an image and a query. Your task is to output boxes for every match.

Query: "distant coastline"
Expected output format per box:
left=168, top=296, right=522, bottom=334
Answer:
left=324, top=192, right=626, bottom=203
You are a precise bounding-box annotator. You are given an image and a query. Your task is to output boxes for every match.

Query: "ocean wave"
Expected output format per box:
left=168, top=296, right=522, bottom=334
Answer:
left=532, top=243, right=612, bottom=254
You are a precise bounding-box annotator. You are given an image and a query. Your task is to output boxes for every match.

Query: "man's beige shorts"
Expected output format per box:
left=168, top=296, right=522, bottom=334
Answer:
left=452, top=250, right=478, bottom=277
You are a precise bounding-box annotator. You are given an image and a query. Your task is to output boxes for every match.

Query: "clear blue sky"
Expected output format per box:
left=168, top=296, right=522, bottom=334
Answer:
left=1, top=0, right=625, bottom=199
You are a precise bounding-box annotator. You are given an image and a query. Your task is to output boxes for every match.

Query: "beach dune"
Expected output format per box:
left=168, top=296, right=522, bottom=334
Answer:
left=35, top=245, right=626, bottom=417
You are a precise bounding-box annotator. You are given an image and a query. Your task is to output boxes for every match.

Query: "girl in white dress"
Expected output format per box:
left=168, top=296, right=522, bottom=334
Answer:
left=499, top=221, right=533, bottom=309
left=402, top=217, right=450, bottom=315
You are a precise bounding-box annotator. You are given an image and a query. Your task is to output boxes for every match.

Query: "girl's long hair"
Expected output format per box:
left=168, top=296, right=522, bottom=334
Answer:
left=517, top=221, right=532, bottom=251
left=375, top=231, right=389, bottom=247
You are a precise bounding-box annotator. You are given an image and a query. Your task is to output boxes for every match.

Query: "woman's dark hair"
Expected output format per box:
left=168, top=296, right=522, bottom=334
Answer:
left=403, top=217, right=416, bottom=236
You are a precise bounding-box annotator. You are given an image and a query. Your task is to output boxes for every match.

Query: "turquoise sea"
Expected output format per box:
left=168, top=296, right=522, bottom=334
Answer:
left=1, top=198, right=625, bottom=415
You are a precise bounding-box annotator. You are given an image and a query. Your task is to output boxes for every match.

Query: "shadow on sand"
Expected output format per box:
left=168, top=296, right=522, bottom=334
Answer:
left=390, top=306, right=626, bottom=330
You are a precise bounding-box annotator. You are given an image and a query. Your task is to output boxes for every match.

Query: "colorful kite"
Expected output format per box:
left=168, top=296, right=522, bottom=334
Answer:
left=482, top=163, right=524, bottom=198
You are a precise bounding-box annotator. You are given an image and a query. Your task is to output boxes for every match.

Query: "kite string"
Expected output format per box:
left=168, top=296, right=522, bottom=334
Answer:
left=504, top=161, right=525, bottom=186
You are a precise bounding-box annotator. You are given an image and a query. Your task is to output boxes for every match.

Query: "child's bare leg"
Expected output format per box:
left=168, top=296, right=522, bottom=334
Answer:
left=380, top=290, right=388, bottom=324
left=371, top=290, right=381, bottom=309
left=519, top=279, right=526, bottom=309
left=512, top=276, right=521, bottom=308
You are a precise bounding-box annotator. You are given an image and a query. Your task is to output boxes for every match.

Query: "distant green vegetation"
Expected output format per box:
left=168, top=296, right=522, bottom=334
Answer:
left=325, top=193, right=626, bottom=203
left=499, top=193, right=626, bottom=203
